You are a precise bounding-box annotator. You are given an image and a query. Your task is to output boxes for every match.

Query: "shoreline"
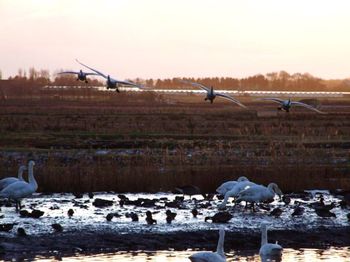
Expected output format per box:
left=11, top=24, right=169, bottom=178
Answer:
left=2, top=226, right=350, bottom=260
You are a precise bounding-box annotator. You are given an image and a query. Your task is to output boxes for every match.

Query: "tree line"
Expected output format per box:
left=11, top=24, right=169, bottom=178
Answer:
left=1, top=68, right=349, bottom=98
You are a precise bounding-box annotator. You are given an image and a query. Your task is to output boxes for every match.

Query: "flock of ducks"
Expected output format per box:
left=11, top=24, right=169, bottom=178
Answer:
left=58, top=60, right=327, bottom=114
left=0, top=163, right=349, bottom=261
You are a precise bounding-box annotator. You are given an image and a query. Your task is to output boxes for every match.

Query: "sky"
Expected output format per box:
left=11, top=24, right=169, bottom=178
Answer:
left=0, top=0, right=349, bottom=80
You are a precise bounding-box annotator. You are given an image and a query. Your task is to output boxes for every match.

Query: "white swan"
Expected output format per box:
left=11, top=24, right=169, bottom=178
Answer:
left=76, top=59, right=143, bottom=92
left=179, top=79, right=247, bottom=108
left=218, top=180, right=258, bottom=209
left=189, top=228, right=226, bottom=262
left=235, top=183, right=282, bottom=209
left=0, top=165, right=27, bottom=190
left=57, top=69, right=98, bottom=83
left=216, top=176, right=249, bottom=195
left=0, top=161, right=37, bottom=211
left=259, top=223, right=283, bottom=260
left=261, top=98, right=326, bottom=114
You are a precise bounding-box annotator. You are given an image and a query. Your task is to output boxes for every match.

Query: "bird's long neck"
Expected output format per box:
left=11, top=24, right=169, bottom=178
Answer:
left=261, top=226, right=268, bottom=246
left=28, top=164, right=37, bottom=190
left=216, top=230, right=225, bottom=258
left=18, top=168, right=24, bottom=181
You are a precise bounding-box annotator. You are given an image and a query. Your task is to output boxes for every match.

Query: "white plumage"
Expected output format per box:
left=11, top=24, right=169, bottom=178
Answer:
left=0, top=165, right=27, bottom=190
left=0, top=161, right=37, bottom=210
left=189, top=228, right=226, bottom=262
left=236, top=183, right=282, bottom=205
left=259, top=223, right=283, bottom=260
left=216, top=176, right=249, bottom=195
left=218, top=180, right=257, bottom=209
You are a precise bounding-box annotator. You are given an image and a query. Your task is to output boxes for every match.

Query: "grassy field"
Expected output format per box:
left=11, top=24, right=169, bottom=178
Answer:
left=0, top=92, right=350, bottom=193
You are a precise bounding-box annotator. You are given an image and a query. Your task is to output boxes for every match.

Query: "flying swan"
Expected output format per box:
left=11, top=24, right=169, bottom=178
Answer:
left=179, top=79, right=247, bottom=108
left=261, top=98, right=326, bottom=114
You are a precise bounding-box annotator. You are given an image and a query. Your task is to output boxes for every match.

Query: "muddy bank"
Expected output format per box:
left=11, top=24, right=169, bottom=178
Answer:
left=1, top=227, right=350, bottom=260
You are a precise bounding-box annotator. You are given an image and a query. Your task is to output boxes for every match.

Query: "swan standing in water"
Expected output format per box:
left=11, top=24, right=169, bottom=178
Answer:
left=259, top=223, right=283, bottom=261
left=189, top=228, right=226, bottom=262
left=235, top=183, right=283, bottom=211
left=179, top=79, right=247, bottom=108
left=0, top=161, right=37, bottom=211
left=261, top=98, right=326, bottom=114
left=216, top=176, right=249, bottom=196
left=218, top=180, right=258, bottom=209
left=0, top=165, right=27, bottom=190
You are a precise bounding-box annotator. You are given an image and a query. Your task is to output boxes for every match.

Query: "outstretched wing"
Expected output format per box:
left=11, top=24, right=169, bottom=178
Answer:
left=216, top=93, right=247, bottom=109
left=57, top=71, right=79, bottom=75
left=260, top=98, right=285, bottom=104
left=75, top=59, right=108, bottom=79
left=178, top=79, right=210, bottom=92
left=117, top=79, right=144, bottom=89
left=76, top=60, right=142, bottom=88
left=291, top=101, right=326, bottom=114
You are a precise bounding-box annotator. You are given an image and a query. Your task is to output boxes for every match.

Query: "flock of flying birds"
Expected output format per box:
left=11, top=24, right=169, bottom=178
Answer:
left=58, top=60, right=326, bottom=114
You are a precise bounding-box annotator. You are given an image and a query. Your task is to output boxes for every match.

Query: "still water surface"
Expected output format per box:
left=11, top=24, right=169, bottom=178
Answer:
left=35, top=247, right=350, bottom=261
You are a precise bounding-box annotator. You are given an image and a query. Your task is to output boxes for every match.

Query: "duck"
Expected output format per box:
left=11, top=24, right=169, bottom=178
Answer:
left=216, top=176, right=249, bottom=196
left=189, top=228, right=226, bottom=262
left=146, top=211, right=157, bottom=225
left=205, top=212, right=233, bottom=223
left=165, top=210, right=177, bottom=224
left=67, top=208, right=74, bottom=218
left=235, top=183, right=283, bottom=211
left=51, top=223, right=63, bottom=232
left=0, top=161, right=37, bottom=211
left=291, top=205, right=304, bottom=217
left=270, top=207, right=283, bottom=218
left=191, top=208, right=199, bottom=218
left=174, top=185, right=201, bottom=199
left=259, top=223, right=283, bottom=260
left=0, top=165, right=27, bottom=190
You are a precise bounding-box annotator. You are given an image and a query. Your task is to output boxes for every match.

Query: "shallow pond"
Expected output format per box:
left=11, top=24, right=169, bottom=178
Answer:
left=33, top=247, right=350, bottom=261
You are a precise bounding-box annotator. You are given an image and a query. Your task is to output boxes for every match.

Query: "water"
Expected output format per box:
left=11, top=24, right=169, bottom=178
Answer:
left=33, top=248, right=350, bottom=261
left=0, top=191, right=347, bottom=237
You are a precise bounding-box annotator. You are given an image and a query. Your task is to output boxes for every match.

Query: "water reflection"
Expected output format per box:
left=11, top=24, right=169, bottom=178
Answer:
left=34, top=247, right=350, bottom=261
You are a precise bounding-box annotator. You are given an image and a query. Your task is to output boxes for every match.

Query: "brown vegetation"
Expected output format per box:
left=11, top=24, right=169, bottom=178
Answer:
left=0, top=89, right=349, bottom=193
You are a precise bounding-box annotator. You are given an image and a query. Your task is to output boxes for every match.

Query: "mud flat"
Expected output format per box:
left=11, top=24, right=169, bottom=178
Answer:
left=1, top=227, right=350, bottom=261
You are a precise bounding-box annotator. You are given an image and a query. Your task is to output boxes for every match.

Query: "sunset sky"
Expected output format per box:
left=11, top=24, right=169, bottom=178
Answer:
left=0, top=0, right=349, bottom=80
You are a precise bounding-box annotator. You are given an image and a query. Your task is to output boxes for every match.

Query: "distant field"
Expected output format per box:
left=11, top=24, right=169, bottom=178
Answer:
left=0, top=93, right=349, bottom=193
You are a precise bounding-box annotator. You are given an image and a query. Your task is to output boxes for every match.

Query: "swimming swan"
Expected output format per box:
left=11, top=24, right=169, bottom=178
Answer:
left=0, top=161, right=37, bottom=211
left=0, top=165, right=27, bottom=190
left=189, top=228, right=226, bottom=262
left=259, top=223, right=283, bottom=260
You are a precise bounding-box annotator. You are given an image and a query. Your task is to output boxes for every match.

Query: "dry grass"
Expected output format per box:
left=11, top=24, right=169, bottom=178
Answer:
left=0, top=94, right=350, bottom=193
